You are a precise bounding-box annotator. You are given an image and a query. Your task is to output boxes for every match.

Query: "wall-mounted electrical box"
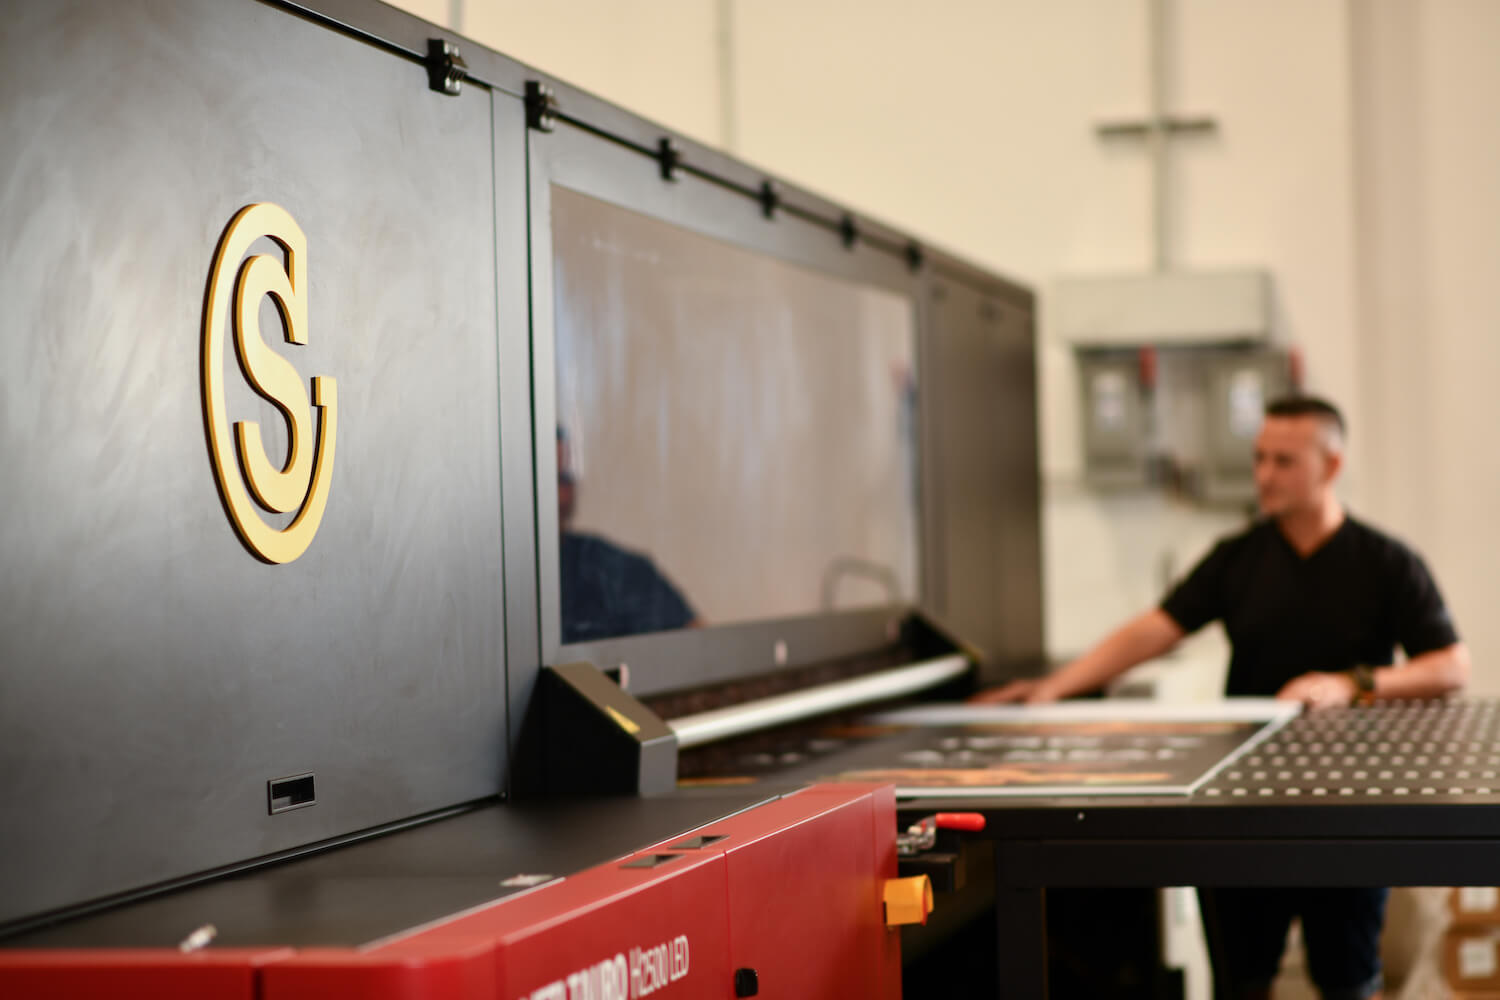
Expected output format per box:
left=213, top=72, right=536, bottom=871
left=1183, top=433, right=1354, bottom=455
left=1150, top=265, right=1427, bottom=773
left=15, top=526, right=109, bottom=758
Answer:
left=1058, top=268, right=1292, bottom=504
left=1201, top=350, right=1293, bottom=503
left=1079, top=350, right=1150, bottom=490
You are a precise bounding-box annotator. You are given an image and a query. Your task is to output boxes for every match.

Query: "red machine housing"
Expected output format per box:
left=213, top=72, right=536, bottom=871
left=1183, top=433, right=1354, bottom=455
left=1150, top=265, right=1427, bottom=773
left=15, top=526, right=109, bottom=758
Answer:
left=0, top=782, right=901, bottom=1000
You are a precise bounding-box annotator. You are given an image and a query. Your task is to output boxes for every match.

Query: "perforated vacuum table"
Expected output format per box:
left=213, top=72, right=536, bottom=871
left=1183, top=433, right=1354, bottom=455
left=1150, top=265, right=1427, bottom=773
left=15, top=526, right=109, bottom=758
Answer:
left=892, top=700, right=1500, bottom=999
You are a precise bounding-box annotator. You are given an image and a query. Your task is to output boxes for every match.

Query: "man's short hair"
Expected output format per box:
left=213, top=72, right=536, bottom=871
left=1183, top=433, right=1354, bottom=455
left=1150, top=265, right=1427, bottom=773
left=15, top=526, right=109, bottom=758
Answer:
left=1265, top=395, right=1346, bottom=447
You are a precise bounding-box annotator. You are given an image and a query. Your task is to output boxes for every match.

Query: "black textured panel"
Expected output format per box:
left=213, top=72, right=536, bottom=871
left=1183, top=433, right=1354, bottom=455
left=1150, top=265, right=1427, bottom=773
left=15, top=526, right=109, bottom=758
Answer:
left=1, top=0, right=507, bottom=928
left=1, top=792, right=774, bottom=949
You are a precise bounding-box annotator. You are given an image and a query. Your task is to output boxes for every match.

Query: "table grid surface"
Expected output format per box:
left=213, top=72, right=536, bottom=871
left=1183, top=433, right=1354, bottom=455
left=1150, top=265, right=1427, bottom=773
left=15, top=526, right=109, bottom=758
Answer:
left=1203, top=699, right=1500, bottom=801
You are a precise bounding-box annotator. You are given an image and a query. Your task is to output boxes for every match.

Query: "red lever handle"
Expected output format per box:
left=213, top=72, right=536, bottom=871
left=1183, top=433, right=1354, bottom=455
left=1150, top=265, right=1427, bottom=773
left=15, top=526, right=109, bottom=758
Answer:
left=934, top=813, right=986, bottom=832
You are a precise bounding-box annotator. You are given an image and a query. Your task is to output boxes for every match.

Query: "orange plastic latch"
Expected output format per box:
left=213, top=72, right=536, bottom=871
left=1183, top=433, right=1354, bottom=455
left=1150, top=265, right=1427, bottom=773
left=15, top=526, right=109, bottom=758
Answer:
left=882, top=875, right=934, bottom=927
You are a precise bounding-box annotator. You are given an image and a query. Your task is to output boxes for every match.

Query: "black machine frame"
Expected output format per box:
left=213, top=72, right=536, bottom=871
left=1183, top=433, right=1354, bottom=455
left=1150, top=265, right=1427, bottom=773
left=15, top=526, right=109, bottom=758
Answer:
left=931, top=794, right=1500, bottom=999
left=1, top=0, right=1043, bottom=935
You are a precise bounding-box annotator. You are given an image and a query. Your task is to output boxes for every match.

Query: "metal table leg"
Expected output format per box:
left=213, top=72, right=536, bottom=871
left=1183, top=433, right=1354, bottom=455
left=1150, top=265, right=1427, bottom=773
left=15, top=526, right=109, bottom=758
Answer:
left=994, top=885, right=1048, bottom=999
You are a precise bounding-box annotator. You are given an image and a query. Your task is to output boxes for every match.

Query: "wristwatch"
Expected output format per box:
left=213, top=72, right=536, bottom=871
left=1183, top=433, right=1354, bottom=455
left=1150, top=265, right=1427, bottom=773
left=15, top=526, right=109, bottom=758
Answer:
left=1347, top=664, right=1378, bottom=704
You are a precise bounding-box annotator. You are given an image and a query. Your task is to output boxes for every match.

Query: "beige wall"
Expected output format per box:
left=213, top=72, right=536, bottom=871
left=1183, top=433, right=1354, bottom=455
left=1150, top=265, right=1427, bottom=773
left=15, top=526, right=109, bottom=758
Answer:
left=461, top=0, right=724, bottom=146
left=396, top=0, right=1500, bottom=691
left=1352, top=1, right=1500, bottom=694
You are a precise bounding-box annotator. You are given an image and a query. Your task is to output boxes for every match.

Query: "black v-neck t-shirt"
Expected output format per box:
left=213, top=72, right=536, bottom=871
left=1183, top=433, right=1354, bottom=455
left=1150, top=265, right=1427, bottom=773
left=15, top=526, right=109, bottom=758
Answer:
left=1160, top=516, right=1459, bottom=697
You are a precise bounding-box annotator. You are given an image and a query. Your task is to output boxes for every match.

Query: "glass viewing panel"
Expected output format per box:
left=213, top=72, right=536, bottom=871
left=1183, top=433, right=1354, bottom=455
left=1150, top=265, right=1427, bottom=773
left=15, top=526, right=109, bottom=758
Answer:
left=552, top=186, right=920, bottom=645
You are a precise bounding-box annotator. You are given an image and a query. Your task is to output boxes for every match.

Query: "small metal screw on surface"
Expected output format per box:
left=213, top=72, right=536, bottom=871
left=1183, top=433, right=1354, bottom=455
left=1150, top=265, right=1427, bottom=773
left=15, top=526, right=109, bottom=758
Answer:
left=178, top=924, right=217, bottom=953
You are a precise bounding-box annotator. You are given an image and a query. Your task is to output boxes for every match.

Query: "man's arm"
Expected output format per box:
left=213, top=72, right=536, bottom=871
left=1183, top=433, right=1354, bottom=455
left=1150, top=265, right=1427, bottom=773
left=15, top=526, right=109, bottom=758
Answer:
left=1276, top=642, right=1471, bottom=708
left=971, top=609, right=1186, bottom=704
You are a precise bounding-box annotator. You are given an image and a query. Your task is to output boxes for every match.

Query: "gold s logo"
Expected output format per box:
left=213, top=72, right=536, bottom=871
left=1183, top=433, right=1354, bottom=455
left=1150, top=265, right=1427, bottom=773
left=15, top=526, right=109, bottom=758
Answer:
left=202, top=203, right=337, bottom=564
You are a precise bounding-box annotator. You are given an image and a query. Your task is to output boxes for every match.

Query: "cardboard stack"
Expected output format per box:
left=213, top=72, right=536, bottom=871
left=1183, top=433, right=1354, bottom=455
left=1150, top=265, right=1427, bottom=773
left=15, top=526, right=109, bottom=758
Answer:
left=1441, top=888, right=1500, bottom=998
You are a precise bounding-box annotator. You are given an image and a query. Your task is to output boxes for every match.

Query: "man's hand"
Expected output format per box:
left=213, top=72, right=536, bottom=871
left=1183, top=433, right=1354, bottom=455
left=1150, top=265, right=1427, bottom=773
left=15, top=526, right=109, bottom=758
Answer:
left=967, top=610, right=1186, bottom=706
left=967, top=678, right=1061, bottom=705
left=1277, top=670, right=1359, bottom=709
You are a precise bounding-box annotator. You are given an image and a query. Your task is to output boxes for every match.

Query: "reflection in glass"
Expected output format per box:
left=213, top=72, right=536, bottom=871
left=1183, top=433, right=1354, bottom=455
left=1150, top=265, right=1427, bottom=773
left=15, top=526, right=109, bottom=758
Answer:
left=552, top=186, right=920, bottom=644
left=557, top=428, right=698, bottom=644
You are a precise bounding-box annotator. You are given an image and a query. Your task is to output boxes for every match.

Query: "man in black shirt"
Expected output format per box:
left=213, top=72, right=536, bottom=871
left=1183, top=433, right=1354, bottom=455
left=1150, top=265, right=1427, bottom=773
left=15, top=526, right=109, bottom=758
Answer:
left=976, top=396, right=1468, bottom=999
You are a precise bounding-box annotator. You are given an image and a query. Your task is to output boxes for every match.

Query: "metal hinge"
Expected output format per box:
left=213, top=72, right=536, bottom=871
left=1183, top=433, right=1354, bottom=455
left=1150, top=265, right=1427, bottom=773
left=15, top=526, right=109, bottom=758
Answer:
left=839, top=212, right=859, bottom=250
left=525, top=81, right=559, bottom=132
left=426, top=38, right=467, bottom=96
left=758, top=180, right=780, bottom=219
left=905, top=241, right=925, bottom=273
left=657, top=138, right=682, bottom=182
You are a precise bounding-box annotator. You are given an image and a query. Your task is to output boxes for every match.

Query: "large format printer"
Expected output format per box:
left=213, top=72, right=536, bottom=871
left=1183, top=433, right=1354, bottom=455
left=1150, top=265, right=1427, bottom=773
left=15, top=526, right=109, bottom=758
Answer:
left=17, top=8, right=1496, bottom=1000
left=0, top=1, right=1042, bottom=996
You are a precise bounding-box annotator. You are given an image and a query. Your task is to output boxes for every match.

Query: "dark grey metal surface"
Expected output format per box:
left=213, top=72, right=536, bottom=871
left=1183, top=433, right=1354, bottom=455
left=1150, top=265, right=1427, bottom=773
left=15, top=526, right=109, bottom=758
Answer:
left=1, top=791, right=775, bottom=949
left=921, top=280, right=1045, bottom=677
left=0, top=0, right=508, bottom=926
left=983, top=295, right=1045, bottom=675
left=492, top=97, right=543, bottom=782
